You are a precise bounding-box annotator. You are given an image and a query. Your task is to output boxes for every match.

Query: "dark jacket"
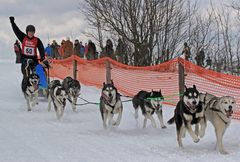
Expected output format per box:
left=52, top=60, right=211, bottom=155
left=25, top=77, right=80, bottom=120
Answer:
left=10, top=21, right=45, bottom=63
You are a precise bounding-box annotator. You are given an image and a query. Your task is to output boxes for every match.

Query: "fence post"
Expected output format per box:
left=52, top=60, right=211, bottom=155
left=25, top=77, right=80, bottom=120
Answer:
left=73, top=58, right=77, bottom=80
left=106, top=60, right=112, bottom=84
left=178, top=58, right=185, bottom=100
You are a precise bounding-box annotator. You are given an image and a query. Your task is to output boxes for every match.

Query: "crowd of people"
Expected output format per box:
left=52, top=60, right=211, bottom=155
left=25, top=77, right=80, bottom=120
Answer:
left=43, top=38, right=97, bottom=60
left=13, top=33, right=211, bottom=69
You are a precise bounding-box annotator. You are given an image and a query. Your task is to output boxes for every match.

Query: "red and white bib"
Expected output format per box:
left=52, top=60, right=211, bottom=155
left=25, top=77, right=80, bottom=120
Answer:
left=22, top=37, right=38, bottom=56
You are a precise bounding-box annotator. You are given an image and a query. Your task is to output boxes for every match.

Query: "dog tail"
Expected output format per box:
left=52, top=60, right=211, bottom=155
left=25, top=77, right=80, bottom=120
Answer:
left=167, top=116, right=175, bottom=125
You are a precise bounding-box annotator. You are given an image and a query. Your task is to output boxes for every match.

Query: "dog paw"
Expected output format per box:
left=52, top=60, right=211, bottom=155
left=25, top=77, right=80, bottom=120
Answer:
left=220, top=150, right=229, bottom=155
left=194, top=138, right=200, bottom=143
left=113, top=122, right=120, bottom=126
left=199, top=131, right=205, bottom=138
left=161, top=125, right=167, bottom=129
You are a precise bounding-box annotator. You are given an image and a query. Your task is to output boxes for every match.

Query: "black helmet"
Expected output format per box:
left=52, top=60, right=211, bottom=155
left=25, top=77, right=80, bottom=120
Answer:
left=26, top=25, right=35, bottom=33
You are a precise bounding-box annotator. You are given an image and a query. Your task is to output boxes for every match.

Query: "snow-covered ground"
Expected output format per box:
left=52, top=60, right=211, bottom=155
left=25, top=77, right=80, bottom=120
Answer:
left=0, top=59, right=240, bottom=162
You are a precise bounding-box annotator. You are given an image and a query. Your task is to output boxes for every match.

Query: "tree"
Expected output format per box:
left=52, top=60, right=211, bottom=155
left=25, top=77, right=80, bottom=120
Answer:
left=80, top=0, right=190, bottom=66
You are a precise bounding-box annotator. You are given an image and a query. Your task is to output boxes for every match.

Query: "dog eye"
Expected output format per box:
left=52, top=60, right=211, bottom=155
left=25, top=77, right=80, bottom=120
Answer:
left=224, top=102, right=228, bottom=104
left=232, top=102, right=235, bottom=104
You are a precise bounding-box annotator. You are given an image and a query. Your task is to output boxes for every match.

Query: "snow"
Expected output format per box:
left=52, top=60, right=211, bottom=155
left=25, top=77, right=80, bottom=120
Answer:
left=0, top=59, right=240, bottom=162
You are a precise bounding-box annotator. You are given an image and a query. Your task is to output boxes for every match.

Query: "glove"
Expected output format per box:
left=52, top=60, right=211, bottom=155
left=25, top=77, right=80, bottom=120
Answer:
left=40, top=57, right=45, bottom=62
left=9, top=16, right=15, bottom=23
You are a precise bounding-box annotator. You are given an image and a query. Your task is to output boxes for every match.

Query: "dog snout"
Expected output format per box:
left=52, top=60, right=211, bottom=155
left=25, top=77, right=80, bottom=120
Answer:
left=192, top=100, right=197, bottom=105
left=157, top=104, right=160, bottom=107
left=108, top=93, right=112, bottom=97
left=63, top=98, right=66, bottom=102
left=229, top=105, right=232, bottom=110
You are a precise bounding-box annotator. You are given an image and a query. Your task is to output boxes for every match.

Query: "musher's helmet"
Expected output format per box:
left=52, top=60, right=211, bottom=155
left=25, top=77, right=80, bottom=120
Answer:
left=26, top=25, right=35, bottom=33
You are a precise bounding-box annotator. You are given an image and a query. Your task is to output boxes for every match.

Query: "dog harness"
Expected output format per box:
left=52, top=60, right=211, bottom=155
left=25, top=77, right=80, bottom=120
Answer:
left=26, top=85, right=38, bottom=96
left=101, top=92, right=121, bottom=113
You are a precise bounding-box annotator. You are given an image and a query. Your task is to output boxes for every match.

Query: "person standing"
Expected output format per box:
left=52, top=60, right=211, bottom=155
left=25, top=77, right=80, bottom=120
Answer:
left=45, top=43, right=52, bottom=58
left=63, top=37, right=73, bottom=59
left=182, top=42, right=191, bottom=61
left=9, top=16, right=45, bottom=77
left=85, top=40, right=97, bottom=60
left=14, top=40, right=22, bottom=63
left=73, top=39, right=81, bottom=57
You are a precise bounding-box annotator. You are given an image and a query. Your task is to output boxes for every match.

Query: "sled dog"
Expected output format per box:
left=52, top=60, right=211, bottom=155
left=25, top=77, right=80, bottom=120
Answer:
left=168, top=85, right=205, bottom=147
left=22, top=73, right=40, bottom=111
left=99, top=81, right=123, bottom=129
left=132, top=90, right=166, bottom=128
left=62, top=76, right=81, bottom=112
left=48, top=80, right=67, bottom=119
left=199, top=93, right=236, bottom=154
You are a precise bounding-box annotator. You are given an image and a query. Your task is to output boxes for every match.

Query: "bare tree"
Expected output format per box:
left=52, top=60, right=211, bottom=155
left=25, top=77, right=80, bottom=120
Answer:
left=80, top=0, right=191, bottom=66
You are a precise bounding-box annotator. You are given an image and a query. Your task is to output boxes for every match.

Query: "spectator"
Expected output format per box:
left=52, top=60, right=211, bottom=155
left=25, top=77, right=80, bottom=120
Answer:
left=206, top=56, right=212, bottom=69
left=85, top=40, right=97, bottom=60
left=115, top=38, right=128, bottom=64
left=73, top=39, right=81, bottom=57
left=195, top=48, right=205, bottom=67
left=14, top=40, right=22, bottom=63
left=182, top=42, right=191, bottom=61
left=45, top=43, right=52, bottom=58
left=50, top=40, right=60, bottom=59
left=79, top=41, right=85, bottom=58
left=58, top=40, right=65, bottom=59
left=63, top=37, right=73, bottom=58
left=100, top=39, right=116, bottom=60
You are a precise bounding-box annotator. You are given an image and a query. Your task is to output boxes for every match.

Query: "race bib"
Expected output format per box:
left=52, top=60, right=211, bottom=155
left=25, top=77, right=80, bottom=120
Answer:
left=24, top=47, right=35, bottom=56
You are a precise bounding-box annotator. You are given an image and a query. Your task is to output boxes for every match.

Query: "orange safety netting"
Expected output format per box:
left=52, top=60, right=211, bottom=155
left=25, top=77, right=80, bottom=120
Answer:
left=49, top=55, right=240, bottom=120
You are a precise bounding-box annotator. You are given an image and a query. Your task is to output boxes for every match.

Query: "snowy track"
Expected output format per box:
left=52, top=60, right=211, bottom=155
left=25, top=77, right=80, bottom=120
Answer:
left=0, top=60, right=240, bottom=162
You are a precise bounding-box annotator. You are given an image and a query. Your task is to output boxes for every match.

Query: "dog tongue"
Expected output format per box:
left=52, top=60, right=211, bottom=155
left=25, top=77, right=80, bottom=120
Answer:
left=226, top=110, right=233, bottom=118
left=187, top=102, right=196, bottom=109
left=34, top=85, right=38, bottom=91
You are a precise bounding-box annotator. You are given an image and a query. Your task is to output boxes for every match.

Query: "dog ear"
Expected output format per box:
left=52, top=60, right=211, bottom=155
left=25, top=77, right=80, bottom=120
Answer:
left=111, top=80, right=114, bottom=85
left=193, top=85, right=196, bottom=90
left=150, top=89, right=154, bottom=96
left=184, top=85, right=187, bottom=91
left=159, top=89, right=161, bottom=93
left=103, top=82, right=105, bottom=86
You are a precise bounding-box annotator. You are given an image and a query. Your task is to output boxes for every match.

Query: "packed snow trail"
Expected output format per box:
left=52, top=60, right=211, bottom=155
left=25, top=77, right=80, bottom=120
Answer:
left=0, top=59, right=240, bottom=162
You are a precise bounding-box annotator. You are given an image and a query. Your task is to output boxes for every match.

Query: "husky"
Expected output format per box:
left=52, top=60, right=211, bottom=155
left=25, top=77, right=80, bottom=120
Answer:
left=22, top=73, right=40, bottom=111
left=48, top=80, right=67, bottom=119
left=62, top=76, right=81, bottom=112
left=168, top=85, right=205, bottom=147
left=22, top=58, right=36, bottom=78
left=99, top=81, right=123, bottom=129
left=132, top=90, right=166, bottom=129
left=199, top=93, right=236, bottom=154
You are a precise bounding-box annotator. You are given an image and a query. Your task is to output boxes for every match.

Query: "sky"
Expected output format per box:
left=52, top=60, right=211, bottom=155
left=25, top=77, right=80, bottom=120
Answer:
left=0, top=59, right=240, bottom=162
left=0, top=0, right=234, bottom=59
left=0, top=0, right=88, bottom=59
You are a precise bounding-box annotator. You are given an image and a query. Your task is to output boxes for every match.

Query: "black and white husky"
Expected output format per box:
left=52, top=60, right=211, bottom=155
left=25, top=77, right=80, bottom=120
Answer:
left=99, top=81, right=123, bottom=129
left=48, top=80, right=67, bottom=119
left=168, top=85, right=205, bottom=147
left=62, top=76, right=81, bottom=112
left=22, top=73, right=40, bottom=111
left=132, top=90, right=166, bottom=128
